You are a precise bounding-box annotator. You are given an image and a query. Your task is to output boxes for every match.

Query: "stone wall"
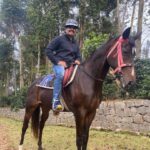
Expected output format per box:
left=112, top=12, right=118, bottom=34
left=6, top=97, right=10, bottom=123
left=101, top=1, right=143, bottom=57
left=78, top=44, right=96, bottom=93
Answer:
left=0, top=99, right=150, bottom=133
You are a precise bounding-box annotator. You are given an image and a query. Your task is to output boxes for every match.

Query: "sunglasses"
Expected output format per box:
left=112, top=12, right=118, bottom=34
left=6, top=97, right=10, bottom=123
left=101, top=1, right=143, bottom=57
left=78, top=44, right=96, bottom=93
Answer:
left=66, top=25, right=78, bottom=29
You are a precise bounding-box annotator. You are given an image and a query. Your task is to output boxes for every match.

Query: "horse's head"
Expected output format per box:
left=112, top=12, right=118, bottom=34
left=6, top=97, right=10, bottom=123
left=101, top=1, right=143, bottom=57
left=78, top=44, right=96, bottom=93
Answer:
left=107, top=27, right=141, bottom=89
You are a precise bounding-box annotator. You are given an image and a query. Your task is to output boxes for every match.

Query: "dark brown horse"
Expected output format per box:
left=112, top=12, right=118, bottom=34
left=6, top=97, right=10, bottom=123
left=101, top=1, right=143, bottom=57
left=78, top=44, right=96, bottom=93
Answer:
left=19, top=28, right=141, bottom=150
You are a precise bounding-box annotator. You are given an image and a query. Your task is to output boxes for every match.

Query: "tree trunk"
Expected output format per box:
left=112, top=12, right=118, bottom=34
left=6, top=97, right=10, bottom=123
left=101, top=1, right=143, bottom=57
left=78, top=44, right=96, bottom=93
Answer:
left=79, top=20, right=84, bottom=50
left=45, top=57, right=52, bottom=73
left=36, top=43, right=41, bottom=78
left=79, top=1, right=85, bottom=58
left=116, top=0, right=121, bottom=34
left=5, top=73, right=9, bottom=96
left=121, top=0, right=128, bottom=31
left=17, top=36, right=24, bottom=89
left=130, top=0, right=137, bottom=32
left=136, top=0, right=144, bottom=58
left=14, top=62, right=17, bottom=96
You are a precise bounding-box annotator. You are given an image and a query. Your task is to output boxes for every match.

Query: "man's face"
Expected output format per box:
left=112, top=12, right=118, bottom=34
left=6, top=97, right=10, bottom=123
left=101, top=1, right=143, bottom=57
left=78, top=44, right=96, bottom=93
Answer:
left=65, top=26, right=77, bottom=37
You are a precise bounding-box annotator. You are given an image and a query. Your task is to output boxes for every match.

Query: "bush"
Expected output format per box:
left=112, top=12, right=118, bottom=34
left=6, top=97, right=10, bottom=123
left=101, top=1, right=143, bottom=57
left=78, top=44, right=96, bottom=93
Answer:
left=0, top=87, right=28, bottom=110
left=127, top=59, right=150, bottom=99
left=0, top=96, right=11, bottom=107
left=82, top=33, right=150, bottom=100
left=82, top=32, right=109, bottom=59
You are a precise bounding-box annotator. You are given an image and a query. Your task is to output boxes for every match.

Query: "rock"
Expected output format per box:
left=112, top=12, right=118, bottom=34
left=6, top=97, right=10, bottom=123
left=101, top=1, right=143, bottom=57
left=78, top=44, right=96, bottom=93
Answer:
left=133, top=114, right=143, bottom=124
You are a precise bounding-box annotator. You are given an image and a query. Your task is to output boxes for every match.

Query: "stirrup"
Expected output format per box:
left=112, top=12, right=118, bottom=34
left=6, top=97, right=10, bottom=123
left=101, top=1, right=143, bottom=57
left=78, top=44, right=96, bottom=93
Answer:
left=52, top=100, right=63, bottom=112
left=55, top=104, right=63, bottom=111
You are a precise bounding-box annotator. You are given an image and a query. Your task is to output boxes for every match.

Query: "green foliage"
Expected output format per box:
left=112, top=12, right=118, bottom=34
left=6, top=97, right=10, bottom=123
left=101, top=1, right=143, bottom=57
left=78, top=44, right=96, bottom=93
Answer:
left=0, top=39, right=13, bottom=71
left=0, top=0, right=149, bottom=107
left=0, top=96, right=11, bottom=107
left=1, top=0, right=26, bottom=37
left=103, top=75, right=119, bottom=100
left=127, top=59, right=150, bottom=99
left=0, top=0, right=116, bottom=91
left=82, top=34, right=150, bottom=100
left=0, top=87, right=28, bottom=110
left=82, top=32, right=109, bottom=59
left=0, top=38, right=14, bottom=94
left=103, top=59, right=150, bottom=100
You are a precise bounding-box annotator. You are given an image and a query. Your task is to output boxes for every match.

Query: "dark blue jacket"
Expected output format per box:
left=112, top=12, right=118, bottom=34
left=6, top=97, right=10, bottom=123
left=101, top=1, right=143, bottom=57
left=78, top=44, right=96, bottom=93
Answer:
left=45, top=34, right=81, bottom=66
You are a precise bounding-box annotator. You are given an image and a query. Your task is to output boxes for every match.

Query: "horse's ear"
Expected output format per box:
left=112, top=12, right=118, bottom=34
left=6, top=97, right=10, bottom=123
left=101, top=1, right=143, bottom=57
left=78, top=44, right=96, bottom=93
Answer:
left=122, top=27, right=131, bottom=39
left=134, top=32, right=142, bottom=40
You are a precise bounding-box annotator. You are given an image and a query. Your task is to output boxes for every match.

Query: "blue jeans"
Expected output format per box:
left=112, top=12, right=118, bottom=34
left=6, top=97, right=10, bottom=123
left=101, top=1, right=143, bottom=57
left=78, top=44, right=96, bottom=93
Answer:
left=53, top=65, right=65, bottom=101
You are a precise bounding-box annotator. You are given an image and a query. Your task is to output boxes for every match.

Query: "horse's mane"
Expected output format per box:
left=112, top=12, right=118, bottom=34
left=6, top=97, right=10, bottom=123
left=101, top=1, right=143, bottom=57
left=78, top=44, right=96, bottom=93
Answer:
left=84, top=36, right=119, bottom=63
left=90, top=37, right=118, bottom=58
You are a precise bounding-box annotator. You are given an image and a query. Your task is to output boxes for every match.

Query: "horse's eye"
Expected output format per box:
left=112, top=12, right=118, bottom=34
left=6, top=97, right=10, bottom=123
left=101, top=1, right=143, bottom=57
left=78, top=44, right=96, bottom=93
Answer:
left=129, top=38, right=135, bottom=47
left=122, top=44, right=130, bottom=53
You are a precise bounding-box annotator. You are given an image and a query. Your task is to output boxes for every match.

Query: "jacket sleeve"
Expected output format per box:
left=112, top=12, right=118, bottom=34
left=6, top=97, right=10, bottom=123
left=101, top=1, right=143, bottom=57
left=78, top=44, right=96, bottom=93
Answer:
left=45, top=37, right=60, bottom=65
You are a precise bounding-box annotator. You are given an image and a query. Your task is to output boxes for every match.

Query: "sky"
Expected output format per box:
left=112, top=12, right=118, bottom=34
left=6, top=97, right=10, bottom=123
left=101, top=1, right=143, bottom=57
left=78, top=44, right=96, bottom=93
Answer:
left=122, top=1, right=150, bottom=57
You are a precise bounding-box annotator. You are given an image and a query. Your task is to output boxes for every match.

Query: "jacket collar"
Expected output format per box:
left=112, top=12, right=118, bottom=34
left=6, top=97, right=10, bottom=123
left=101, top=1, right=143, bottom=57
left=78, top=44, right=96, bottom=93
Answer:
left=64, top=34, right=75, bottom=43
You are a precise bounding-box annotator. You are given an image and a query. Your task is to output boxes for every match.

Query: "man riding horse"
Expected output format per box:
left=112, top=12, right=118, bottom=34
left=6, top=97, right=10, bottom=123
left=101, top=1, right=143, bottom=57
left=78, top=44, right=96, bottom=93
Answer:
left=45, top=19, right=82, bottom=112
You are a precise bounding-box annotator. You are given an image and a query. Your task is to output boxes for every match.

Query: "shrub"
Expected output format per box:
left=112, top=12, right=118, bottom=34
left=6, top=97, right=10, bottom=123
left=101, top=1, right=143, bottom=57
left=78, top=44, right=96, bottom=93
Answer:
left=0, top=87, right=28, bottom=110
left=0, top=96, right=11, bottom=107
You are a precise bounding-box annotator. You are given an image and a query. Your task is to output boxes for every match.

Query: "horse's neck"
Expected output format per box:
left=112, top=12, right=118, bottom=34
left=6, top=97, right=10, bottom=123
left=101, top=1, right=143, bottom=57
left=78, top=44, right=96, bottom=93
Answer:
left=83, top=38, right=117, bottom=81
left=84, top=49, right=109, bottom=81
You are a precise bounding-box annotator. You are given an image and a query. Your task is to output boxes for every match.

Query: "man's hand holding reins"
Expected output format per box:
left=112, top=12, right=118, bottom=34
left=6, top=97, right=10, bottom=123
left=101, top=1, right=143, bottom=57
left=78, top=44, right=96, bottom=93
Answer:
left=58, top=61, right=67, bottom=68
left=75, top=60, right=80, bottom=65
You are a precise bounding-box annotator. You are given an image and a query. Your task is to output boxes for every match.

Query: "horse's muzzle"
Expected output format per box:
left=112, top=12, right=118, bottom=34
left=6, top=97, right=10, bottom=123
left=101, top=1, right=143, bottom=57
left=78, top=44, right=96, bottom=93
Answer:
left=124, top=80, right=136, bottom=90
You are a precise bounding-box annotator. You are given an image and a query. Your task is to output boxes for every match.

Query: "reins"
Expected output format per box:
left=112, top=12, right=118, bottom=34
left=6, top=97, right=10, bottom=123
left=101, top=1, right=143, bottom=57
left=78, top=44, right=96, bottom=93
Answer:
left=79, top=66, right=104, bottom=82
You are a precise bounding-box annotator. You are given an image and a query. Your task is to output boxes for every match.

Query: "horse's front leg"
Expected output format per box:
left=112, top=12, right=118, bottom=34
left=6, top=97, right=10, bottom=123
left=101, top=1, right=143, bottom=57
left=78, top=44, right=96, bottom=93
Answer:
left=82, top=110, right=96, bottom=150
left=74, top=112, right=85, bottom=150
left=38, top=109, right=49, bottom=150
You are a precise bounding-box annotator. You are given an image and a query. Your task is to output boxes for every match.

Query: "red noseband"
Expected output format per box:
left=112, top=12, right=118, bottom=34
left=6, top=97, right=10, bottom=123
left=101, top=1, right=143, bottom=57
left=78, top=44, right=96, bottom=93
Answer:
left=107, top=36, right=132, bottom=74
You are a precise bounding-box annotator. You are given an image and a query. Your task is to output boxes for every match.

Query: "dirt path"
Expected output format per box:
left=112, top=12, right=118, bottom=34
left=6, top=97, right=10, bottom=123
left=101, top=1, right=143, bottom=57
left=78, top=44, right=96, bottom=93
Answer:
left=0, top=124, right=13, bottom=150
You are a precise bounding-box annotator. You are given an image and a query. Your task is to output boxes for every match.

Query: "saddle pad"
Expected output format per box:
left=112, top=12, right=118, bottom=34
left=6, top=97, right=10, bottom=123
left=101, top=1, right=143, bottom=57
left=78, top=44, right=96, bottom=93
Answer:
left=36, top=74, right=54, bottom=89
left=36, top=65, right=78, bottom=89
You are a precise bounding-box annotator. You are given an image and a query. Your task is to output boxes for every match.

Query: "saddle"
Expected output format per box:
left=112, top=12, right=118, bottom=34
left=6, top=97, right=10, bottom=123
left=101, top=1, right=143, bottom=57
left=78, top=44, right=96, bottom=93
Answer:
left=36, top=65, right=78, bottom=89
left=36, top=65, right=78, bottom=112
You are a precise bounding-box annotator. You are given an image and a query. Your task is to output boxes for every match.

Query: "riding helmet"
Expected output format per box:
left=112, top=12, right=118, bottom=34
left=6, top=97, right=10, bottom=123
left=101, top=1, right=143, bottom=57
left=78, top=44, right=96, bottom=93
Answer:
left=65, top=19, right=79, bottom=29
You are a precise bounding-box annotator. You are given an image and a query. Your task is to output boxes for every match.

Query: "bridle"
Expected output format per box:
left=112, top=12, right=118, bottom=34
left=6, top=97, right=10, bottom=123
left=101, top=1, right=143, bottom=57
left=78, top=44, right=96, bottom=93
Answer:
left=107, top=36, right=133, bottom=75
left=80, top=36, right=133, bottom=82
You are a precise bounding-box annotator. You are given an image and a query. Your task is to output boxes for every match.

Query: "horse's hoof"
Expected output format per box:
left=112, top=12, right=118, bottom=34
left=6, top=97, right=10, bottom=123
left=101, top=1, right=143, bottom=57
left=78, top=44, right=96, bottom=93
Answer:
left=38, top=147, right=44, bottom=150
left=19, top=145, right=23, bottom=150
left=53, top=111, right=60, bottom=116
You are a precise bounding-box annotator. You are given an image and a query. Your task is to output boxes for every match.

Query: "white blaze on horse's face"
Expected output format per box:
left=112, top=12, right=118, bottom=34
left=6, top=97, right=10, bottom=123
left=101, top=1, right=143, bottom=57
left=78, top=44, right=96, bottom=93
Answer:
left=131, top=66, right=135, bottom=77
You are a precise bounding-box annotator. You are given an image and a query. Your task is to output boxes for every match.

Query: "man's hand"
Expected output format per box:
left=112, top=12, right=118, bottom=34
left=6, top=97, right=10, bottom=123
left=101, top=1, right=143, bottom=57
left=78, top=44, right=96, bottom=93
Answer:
left=58, top=61, right=67, bottom=68
left=74, top=60, right=80, bottom=65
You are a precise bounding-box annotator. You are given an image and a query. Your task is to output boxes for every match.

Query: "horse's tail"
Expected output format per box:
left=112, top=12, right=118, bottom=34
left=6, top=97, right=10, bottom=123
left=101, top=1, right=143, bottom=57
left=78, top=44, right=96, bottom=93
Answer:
left=31, top=105, right=40, bottom=138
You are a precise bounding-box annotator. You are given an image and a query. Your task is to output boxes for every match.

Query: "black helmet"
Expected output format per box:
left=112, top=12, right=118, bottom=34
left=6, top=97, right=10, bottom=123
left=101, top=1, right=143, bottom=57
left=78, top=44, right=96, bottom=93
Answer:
left=65, top=19, right=79, bottom=29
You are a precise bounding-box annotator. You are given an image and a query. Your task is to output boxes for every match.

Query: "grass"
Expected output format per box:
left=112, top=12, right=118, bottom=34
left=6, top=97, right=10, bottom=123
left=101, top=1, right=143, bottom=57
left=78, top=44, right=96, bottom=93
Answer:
left=0, top=117, right=150, bottom=150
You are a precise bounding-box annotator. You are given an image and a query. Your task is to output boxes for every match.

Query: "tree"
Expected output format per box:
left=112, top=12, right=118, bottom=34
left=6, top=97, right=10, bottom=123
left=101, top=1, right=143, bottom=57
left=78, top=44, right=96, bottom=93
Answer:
left=0, top=38, right=14, bottom=96
left=142, top=40, right=150, bottom=59
left=136, top=0, right=144, bottom=58
left=24, top=0, right=70, bottom=79
left=130, top=0, right=137, bottom=32
left=1, top=0, right=27, bottom=88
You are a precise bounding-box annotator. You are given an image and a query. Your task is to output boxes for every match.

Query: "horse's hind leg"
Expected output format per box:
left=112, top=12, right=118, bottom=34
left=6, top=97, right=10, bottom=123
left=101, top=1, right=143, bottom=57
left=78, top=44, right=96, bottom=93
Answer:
left=19, top=111, right=31, bottom=150
left=19, top=104, right=40, bottom=150
left=38, top=108, right=50, bottom=150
